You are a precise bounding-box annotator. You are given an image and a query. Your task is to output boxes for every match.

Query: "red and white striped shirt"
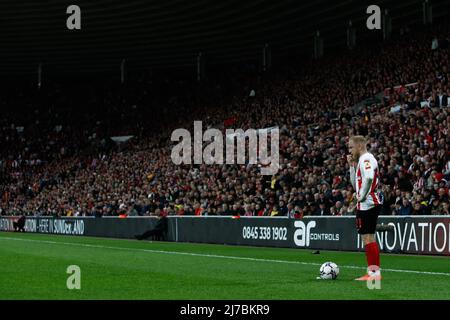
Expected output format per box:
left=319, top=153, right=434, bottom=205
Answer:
left=350, top=152, right=381, bottom=211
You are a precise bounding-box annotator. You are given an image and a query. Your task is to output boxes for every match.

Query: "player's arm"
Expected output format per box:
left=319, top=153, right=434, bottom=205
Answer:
left=357, top=159, right=375, bottom=202
left=347, top=155, right=356, bottom=190
left=349, top=166, right=356, bottom=190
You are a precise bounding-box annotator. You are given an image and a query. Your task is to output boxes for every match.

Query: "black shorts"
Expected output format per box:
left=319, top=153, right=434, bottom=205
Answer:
left=355, top=206, right=380, bottom=235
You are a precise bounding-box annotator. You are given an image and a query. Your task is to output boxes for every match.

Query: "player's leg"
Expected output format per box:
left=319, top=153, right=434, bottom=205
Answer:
left=355, top=206, right=381, bottom=280
left=362, top=233, right=381, bottom=279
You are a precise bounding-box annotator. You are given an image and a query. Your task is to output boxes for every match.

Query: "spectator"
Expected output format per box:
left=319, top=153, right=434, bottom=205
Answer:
left=314, top=201, right=331, bottom=216
left=13, top=215, right=26, bottom=232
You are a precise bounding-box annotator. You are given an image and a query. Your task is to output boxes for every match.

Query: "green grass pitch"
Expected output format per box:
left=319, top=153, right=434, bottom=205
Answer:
left=0, top=232, right=449, bottom=300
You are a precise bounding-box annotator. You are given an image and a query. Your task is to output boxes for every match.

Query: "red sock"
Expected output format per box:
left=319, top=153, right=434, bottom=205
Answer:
left=365, top=241, right=380, bottom=272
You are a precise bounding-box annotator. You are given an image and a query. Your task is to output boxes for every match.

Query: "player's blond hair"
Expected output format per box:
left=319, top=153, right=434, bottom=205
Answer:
left=349, top=135, right=367, bottom=146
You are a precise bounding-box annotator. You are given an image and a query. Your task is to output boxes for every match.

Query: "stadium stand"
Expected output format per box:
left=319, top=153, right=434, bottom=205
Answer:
left=0, top=23, right=449, bottom=218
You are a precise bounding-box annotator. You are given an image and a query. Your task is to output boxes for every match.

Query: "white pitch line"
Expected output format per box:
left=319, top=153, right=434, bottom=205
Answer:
left=1, top=236, right=449, bottom=277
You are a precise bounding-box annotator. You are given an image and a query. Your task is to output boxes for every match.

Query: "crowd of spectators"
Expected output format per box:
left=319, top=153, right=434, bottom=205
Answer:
left=0, top=23, right=449, bottom=218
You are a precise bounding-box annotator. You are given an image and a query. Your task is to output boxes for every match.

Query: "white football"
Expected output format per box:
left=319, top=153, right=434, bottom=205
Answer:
left=319, top=262, right=339, bottom=280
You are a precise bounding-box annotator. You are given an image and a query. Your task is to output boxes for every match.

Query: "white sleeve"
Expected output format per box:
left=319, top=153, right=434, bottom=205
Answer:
left=349, top=166, right=356, bottom=190
left=362, top=158, right=375, bottom=179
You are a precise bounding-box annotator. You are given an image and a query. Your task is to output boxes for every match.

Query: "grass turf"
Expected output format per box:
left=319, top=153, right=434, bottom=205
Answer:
left=0, top=231, right=449, bottom=300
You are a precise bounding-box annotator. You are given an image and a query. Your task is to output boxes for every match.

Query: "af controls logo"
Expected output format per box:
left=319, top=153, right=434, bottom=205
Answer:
left=293, top=220, right=340, bottom=247
left=293, top=221, right=316, bottom=247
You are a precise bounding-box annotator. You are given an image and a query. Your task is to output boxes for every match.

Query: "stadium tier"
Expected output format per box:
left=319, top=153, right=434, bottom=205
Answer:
left=0, top=24, right=449, bottom=219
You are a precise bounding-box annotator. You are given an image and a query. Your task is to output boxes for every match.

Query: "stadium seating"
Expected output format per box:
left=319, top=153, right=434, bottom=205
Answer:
left=0, top=23, right=449, bottom=218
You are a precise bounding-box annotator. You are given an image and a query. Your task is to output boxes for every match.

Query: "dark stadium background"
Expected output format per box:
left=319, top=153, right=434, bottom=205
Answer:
left=0, top=0, right=449, bottom=75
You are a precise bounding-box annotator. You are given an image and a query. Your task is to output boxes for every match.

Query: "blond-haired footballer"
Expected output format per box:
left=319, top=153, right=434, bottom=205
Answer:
left=348, top=136, right=382, bottom=281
